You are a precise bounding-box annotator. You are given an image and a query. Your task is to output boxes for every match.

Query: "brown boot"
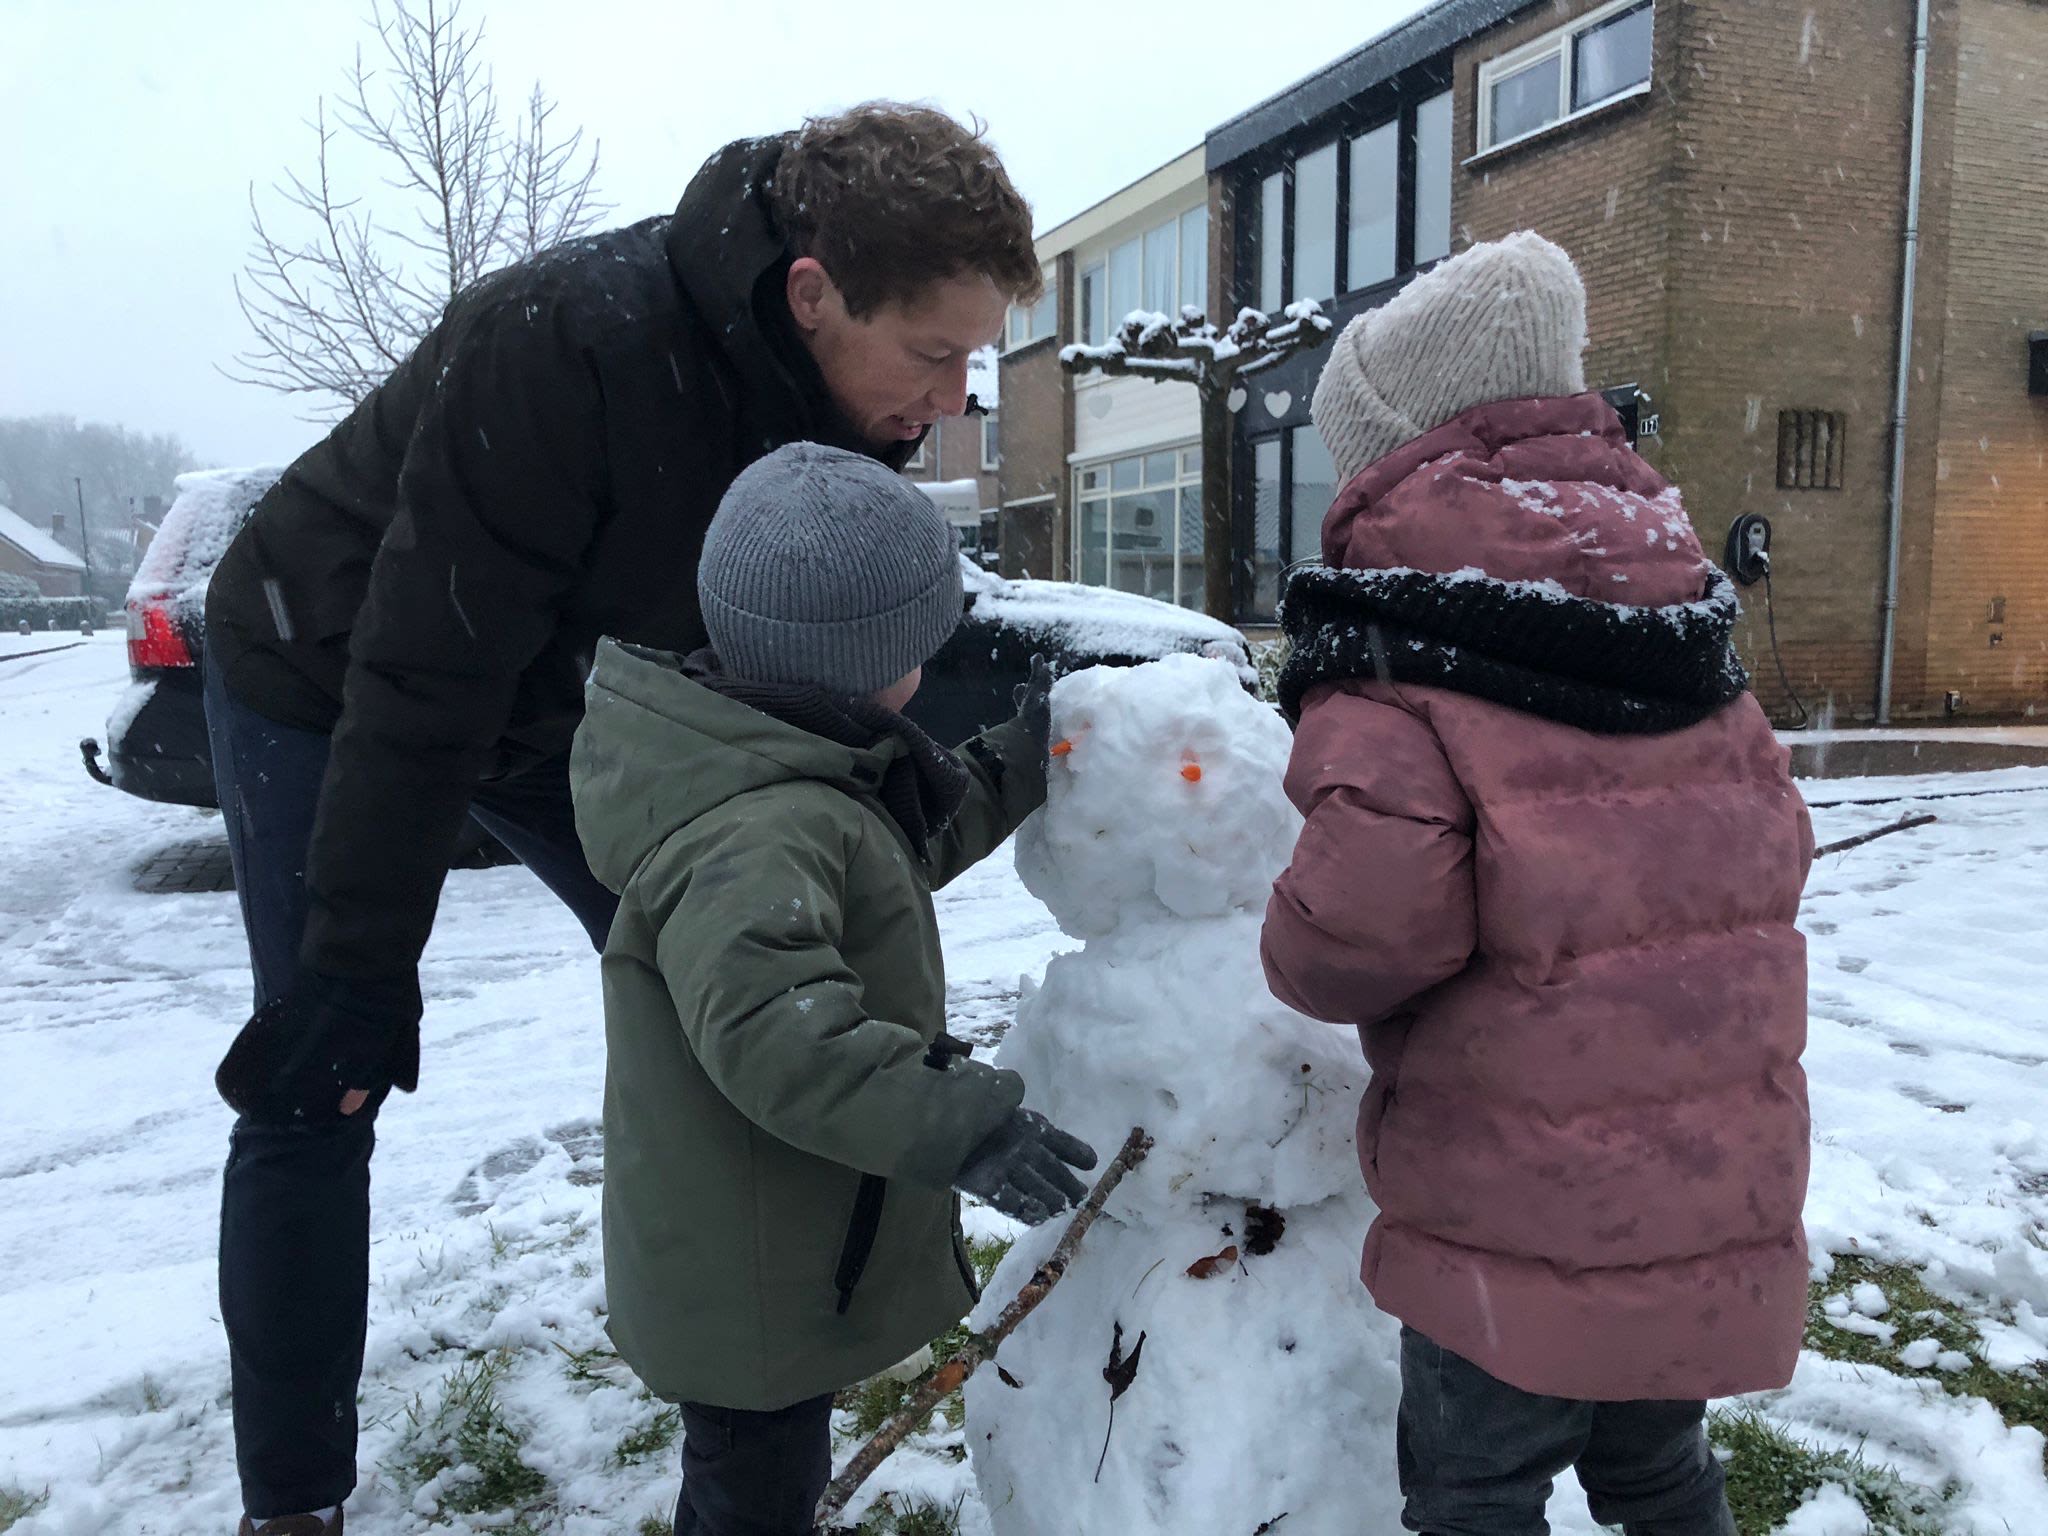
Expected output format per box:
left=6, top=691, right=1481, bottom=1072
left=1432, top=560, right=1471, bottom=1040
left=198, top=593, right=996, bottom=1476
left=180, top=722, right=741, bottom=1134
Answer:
left=237, top=1512, right=341, bottom=1536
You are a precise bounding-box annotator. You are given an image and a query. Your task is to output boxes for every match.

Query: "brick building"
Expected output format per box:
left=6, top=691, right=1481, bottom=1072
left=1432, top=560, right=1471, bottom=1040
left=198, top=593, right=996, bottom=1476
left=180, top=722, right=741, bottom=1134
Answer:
left=998, top=0, right=2045, bottom=720
left=1208, top=0, right=2048, bottom=721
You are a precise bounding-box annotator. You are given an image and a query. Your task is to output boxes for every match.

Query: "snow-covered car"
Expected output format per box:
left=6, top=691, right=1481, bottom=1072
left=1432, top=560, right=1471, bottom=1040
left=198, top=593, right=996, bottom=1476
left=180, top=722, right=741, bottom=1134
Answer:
left=82, top=463, right=1252, bottom=805
left=88, top=467, right=282, bottom=806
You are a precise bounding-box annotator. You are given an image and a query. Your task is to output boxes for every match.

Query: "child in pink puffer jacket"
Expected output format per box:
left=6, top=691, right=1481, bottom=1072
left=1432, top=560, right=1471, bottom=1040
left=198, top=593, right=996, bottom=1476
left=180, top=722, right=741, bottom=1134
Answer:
left=1261, top=233, right=1812, bottom=1536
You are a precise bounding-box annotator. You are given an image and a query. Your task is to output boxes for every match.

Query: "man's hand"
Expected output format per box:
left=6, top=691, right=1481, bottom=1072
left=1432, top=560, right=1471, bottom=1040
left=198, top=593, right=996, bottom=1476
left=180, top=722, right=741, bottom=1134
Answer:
left=216, top=971, right=423, bottom=1123
left=954, top=1107, right=1098, bottom=1225
left=1012, top=653, right=1055, bottom=758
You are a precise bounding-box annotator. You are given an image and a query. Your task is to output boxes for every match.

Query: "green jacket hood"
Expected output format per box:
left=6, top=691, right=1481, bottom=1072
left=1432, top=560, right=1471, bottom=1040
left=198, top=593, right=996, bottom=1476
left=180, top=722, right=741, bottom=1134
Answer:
left=572, top=637, right=909, bottom=892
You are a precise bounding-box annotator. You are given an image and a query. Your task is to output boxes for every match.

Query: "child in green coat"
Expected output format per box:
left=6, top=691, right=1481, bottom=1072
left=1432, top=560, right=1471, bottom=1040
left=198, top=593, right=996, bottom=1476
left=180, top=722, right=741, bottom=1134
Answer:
left=570, top=441, right=1095, bottom=1535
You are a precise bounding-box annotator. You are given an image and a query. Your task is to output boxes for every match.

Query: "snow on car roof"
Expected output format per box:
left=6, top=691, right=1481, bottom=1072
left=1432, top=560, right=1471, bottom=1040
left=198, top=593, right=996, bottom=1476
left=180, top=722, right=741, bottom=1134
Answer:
left=961, top=557, right=1249, bottom=666
left=129, top=465, right=285, bottom=614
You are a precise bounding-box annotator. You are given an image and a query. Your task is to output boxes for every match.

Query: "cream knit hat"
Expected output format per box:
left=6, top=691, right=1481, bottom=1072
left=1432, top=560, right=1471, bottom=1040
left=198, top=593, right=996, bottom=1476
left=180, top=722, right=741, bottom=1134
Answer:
left=1310, top=231, right=1589, bottom=487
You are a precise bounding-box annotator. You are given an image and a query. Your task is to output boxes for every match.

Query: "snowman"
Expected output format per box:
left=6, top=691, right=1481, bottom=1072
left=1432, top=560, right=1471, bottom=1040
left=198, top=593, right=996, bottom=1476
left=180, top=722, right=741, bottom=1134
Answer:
left=964, top=653, right=1406, bottom=1535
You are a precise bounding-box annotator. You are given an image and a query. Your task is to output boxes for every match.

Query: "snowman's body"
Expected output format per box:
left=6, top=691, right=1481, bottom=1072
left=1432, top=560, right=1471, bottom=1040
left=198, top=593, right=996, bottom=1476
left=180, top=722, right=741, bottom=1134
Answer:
left=965, top=655, right=1406, bottom=1534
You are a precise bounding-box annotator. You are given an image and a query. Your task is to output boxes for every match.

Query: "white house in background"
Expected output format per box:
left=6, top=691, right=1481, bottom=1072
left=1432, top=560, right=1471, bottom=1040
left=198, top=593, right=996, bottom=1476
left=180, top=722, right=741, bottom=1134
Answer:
left=995, top=148, right=1211, bottom=606
left=0, top=503, right=87, bottom=596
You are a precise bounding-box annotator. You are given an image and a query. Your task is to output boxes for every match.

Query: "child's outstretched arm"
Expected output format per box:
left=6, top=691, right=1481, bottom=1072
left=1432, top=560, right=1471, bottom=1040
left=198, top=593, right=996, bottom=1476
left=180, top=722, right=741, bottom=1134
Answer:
left=923, top=657, right=1053, bottom=890
left=641, top=793, right=1024, bottom=1185
left=1261, top=689, right=1477, bottom=1025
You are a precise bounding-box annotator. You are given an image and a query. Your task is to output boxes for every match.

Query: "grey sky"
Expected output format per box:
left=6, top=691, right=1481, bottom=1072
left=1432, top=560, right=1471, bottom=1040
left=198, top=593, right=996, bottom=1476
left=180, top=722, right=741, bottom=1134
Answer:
left=1, top=0, right=1427, bottom=467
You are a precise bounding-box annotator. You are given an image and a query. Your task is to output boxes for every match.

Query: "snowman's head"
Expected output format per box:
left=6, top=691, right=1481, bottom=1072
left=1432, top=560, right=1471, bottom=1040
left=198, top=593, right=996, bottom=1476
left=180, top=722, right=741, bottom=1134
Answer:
left=1016, top=653, right=1301, bottom=939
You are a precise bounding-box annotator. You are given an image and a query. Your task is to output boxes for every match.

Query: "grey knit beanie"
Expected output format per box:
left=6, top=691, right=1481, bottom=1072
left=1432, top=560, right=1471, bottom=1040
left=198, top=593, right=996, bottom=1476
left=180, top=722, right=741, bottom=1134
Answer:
left=698, top=442, right=965, bottom=695
left=1311, top=231, right=1589, bottom=487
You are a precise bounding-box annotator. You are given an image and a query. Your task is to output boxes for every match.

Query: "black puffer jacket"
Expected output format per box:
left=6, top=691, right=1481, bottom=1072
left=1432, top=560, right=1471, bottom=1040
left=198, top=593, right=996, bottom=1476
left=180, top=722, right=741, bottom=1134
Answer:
left=207, top=136, right=912, bottom=984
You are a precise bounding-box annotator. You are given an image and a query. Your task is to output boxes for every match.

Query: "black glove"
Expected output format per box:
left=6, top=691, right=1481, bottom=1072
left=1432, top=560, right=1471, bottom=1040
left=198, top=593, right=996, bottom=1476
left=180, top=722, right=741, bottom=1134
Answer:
left=954, top=1108, right=1098, bottom=1225
left=216, top=969, right=423, bottom=1123
left=1011, top=654, right=1055, bottom=757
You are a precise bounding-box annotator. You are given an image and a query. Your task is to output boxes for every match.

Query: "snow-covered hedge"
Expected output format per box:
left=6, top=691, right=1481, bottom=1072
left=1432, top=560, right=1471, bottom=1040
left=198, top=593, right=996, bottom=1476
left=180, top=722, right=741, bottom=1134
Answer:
left=1, top=594, right=103, bottom=631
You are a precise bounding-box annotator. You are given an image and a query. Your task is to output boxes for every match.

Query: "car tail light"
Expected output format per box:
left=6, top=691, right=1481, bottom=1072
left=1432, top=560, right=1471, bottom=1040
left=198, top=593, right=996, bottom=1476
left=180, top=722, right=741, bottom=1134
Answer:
left=128, top=600, right=194, bottom=670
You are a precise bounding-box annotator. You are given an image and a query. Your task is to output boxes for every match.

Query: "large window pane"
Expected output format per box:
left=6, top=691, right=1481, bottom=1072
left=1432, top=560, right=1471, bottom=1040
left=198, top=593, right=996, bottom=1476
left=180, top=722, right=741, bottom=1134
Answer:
left=1143, top=220, right=1177, bottom=316
left=1259, top=172, right=1284, bottom=312
left=1414, top=91, right=1453, bottom=265
left=1108, top=237, right=1142, bottom=333
left=1110, top=490, right=1175, bottom=601
left=1080, top=262, right=1107, bottom=345
left=1490, top=52, right=1562, bottom=145
left=1292, top=142, right=1337, bottom=303
left=1347, top=122, right=1398, bottom=290
left=1288, top=425, right=1336, bottom=567
left=1142, top=449, right=1177, bottom=485
left=1179, top=206, right=1208, bottom=319
left=1110, top=456, right=1141, bottom=491
left=1079, top=499, right=1109, bottom=587
left=1176, top=485, right=1203, bottom=609
left=1252, top=437, right=1283, bottom=618
left=1575, top=3, right=1653, bottom=110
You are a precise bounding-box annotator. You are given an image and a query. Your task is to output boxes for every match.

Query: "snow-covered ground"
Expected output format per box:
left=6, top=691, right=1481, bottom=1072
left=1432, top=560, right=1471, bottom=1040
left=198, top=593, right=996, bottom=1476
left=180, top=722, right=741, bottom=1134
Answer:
left=1, top=636, right=2043, bottom=1533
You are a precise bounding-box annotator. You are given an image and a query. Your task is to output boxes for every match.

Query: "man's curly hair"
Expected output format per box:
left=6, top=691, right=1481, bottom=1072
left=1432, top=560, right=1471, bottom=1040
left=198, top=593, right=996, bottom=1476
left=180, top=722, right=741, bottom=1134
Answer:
left=769, top=102, right=1042, bottom=318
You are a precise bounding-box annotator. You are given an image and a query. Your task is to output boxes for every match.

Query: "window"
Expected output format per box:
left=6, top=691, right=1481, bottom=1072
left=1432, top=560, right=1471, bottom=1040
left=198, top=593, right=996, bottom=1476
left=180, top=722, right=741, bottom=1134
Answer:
left=906, top=435, right=927, bottom=471
left=1413, top=91, right=1453, bottom=264
left=1259, top=170, right=1284, bottom=312
left=1251, top=86, right=1453, bottom=311
left=1478, top=0, right=1654, bottom=153
left=1179, top=206, right=1209, bottom=319
left=1247, top=428, right=1336, bottom=619
left=1292, top=142, right=1338, bottom=303
left=1347, top=122, right=1398, bottom=290
left=1082, top=205, right=1211, bottom=345
left=1005, top=283, right=1058, bottom=349
left=1080, top=261, right=1108, bottom=345
left=981, top=411, right=999, bottom=472
left=1777, top=410, right=1845, bottom=490
left=1073, top=445, right=1204, bottom=608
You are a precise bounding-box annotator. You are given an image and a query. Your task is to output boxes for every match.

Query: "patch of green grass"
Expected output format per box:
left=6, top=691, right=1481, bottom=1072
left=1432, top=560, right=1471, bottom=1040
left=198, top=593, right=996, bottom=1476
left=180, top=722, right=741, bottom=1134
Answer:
left=1805, top=1257, right=2048, bottom=1464
left=389, top=1352, right=548, bottom=1517
left=616, top=1403, right=683, bottom=1465
left=854, top=1492, right=966, bottom=1535
left=1710, top=1407, right=1951, bottom=1535
left=835, top=1237, right=1014, bottom=1444
left=637, top=1517, right=671, bottom=1536
left=0, top=1485, right=50, bottom=1534
left=556, top=1339, right=621, bottom=1385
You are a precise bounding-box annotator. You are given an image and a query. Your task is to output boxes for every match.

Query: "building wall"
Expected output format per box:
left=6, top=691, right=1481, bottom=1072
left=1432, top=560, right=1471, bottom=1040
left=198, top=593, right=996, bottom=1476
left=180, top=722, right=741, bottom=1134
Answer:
left=1661, top=0, right=1919, bottom=723
left=1449, top=0, right=1677, bottom=416
left=997, top=321, right=1071, bottom=581
left=1910, top=0, right=2048, bottom=718
left=0, top=541, right=86, bottom=596
left=1073, top=375, right=1203, bottom=464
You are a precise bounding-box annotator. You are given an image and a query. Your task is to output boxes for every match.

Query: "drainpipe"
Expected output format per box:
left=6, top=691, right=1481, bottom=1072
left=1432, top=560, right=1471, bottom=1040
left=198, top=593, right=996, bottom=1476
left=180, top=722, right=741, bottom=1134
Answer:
left=1878, top=0, right=1932, bottom=725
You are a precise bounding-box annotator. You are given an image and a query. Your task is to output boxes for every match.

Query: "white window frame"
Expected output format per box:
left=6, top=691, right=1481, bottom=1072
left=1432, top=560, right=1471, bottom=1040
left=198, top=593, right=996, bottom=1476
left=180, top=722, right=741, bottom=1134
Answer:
left=1069, top=442, right=1203, bottom=607
left=905, top=434, right=927, bottom=471
left=1474, top=0, right=1654, bottom=159
left=1074, top=203, right=1209, bottom=348
left=1004, top=282, right=1059, bottom=352
left=980, top=411, right=999, bottom=472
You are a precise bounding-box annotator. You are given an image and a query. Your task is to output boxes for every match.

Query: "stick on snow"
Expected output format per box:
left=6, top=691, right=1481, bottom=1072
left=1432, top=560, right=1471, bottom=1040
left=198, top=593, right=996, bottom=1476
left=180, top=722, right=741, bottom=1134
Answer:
left=1814, top=813, right=1937, bottom=858
left=814, top=1127, right=1154, bottom=1529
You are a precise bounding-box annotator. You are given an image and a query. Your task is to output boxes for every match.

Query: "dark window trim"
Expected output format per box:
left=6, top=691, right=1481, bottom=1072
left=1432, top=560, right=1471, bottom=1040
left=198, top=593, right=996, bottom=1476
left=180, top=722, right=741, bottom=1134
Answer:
left=1234, top=63, right=1453, bottom=316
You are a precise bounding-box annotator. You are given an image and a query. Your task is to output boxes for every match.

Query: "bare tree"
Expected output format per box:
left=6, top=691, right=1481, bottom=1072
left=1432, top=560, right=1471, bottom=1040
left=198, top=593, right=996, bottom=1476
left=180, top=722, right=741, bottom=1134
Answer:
left=230, top=0, right=606, bottom=415
left=1062, top=302, right=1332, bottom=621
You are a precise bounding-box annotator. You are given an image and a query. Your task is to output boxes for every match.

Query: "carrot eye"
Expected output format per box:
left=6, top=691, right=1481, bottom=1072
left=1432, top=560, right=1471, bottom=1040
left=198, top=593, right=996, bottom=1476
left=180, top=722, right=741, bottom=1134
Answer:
left=1050, top=739, right=1074, bottom=758
left=1180, top=759, right=1202, bottom=782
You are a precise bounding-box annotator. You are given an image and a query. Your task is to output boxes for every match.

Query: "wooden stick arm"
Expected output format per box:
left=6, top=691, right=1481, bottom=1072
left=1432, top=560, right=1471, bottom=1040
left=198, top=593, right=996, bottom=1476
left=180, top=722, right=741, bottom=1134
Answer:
left=814, top=1128, right=1154, bottom=1529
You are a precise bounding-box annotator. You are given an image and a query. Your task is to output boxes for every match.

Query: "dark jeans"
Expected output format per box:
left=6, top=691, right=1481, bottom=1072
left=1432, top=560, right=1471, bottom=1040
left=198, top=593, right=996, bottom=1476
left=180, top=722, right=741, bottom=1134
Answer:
left=204, top=656, right=620, bottom=1518
left=673, top=1394, right=835, bottom=1536
left=1398, top=1328, right=1736, bottom=1536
